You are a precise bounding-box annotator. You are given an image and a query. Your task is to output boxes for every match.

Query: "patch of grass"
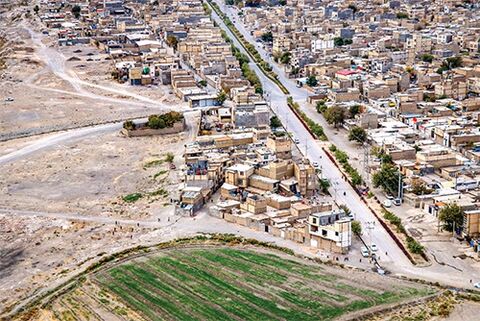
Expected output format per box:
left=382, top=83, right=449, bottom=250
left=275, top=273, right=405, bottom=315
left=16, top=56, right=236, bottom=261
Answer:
left=153, top=170, right=168, bottom=179
left=122, top=193, right=143, bottom=203
left=148, top=188, right=168, bottom=197
left=90, top=248, right=432, bottom=321
left=143, top=159, right=164, bottom=169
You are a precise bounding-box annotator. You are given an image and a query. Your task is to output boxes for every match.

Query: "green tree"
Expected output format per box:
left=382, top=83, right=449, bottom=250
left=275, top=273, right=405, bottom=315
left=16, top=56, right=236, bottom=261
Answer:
left=123, top=120, right=136, bottom=130
left=261, top=31, right=273, bottom=43
left=348, top=4, right=358, bottom=14
left=147, top=115, right=166, bottom=129
left=372, top=164, right=401, bottom=196
left=339, top=204, right=351, bottom=216
left=33, top=4, right=39, bottom=14
left=166, top=35, right=178, bottom=50
left=348, top=126, right=367, bottom=143
left=351, top=220, right=362, bottom=235
left=349, top=104, right=361, bottom=118
left=396, top=12, right=409, bottom=19
left=306, top=75, right=318, bottom=87
left=324, top=106, right=346, bottom=128
left=316, top=100, right=327, bottom=113
left=198, top=80, right=207, bottom=87
left=410, top=180, right=431, bottom=195
left=165, top=152, right=175, bottom=163
left=71, top=5, right=81, bottom=18
left=279, top=0, right=287, bottom=5
left=280, top=51, right=291, bottom=64
left=370, top=146, right=381, bottom=157
left=318, top=178, right=330, bottom=194
left=380, top=153, right=393, bottom=164
left=420, top=54, right=434, bottom=63
left=333, top=37, right=344, bottom=47
left=437, top=56, right=463, bottom=74
left=245, top=0, right=261, bottom=6
left=216, top=91, right=227, bottom=104
left=439, top=203, right=464, bottom=232
left=269, top=116, right=282, bottom=129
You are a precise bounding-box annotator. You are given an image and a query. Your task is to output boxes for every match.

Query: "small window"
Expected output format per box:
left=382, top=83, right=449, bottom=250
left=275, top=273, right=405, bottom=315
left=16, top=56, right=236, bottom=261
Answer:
left=322, top=230, right=327, bottom=236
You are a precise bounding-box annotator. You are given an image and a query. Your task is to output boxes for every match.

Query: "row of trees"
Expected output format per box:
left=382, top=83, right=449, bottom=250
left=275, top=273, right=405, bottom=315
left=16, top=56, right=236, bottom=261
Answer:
left=220, top=29, right=263, bottom=94
left=316, top=103, right=367, bottom=143
left=436, top=56, right=463, bottom=74
left=147, top=111, right=184, bottom=129
left=333, top=37, right=353, bottom=47
left=329, top=145, right=363, bottom=186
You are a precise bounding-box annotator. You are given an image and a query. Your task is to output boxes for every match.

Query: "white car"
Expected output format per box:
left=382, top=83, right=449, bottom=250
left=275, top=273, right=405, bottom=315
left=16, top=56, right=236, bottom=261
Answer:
left=393, top=198, right=402, bottom=206
left=361, top=247, right=370, bottom=257
left=294, top=138, right=300, bottom=144
left=370, top=243, right=378, bottom=252
left=474, top=282, right=480, bottom=289
left=383, top=199, right=392, bottom=208
left=312, top=161, right=319, bottom=168
left=5, top=97, right=14, bottom=102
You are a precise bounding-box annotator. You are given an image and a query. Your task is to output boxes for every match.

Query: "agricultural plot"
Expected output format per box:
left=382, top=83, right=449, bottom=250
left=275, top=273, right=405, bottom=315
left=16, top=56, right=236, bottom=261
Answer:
left=44, top=247, right=435, bottom=321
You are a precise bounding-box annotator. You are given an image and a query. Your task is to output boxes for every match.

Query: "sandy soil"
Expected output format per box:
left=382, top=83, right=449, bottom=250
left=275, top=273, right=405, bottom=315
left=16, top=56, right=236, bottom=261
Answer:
left=0, top=13, right=185, bottom=141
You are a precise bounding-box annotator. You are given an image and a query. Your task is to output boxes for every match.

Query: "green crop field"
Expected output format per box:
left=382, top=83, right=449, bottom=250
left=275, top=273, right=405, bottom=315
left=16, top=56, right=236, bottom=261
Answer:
left=44, top=246, right=435, bottom=321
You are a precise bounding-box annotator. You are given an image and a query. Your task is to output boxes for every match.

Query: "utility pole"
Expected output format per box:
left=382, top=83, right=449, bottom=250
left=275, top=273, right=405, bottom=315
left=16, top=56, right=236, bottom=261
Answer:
left=397, top=171, right=403, bottom=200
left=365, top=221, right=375, bottom=247
left=363, top=142, right=369, bottom=185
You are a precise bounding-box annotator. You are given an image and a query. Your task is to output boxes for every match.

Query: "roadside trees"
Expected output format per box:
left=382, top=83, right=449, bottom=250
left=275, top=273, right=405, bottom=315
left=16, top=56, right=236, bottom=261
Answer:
left=372, top=164, right=401, bottom=196
left=439, top=203, right=464, bottom=232
left=306, top=75, right=318, bottom=87
left=324, top=106, right=346, bottom=128
left=348, top=126, right=367, bottom=143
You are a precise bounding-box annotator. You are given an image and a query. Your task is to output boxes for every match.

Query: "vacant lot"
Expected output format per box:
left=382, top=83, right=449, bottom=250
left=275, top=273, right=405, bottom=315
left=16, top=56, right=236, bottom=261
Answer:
left=39, top=246, right=434, bottom=321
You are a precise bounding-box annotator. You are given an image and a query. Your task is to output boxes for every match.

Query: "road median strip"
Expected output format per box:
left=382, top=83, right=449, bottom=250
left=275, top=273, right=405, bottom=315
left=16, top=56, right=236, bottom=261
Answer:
left=323, top=145, right=428, bottom=266
left=207, top=0, right=289, bottom=95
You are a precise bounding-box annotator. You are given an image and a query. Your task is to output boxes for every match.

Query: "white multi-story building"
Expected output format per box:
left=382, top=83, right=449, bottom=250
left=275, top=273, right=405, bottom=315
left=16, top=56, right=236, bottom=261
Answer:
left=311, top=34, right=335, bottom=53
left=308, top=209, right=351, bottom=253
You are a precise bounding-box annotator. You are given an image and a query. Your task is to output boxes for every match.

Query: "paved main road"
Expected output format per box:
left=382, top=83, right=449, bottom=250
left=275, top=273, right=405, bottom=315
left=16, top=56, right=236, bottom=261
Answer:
left=207, top=1, right=410, bottom=268
left=207, top=2, right=480, bottom=288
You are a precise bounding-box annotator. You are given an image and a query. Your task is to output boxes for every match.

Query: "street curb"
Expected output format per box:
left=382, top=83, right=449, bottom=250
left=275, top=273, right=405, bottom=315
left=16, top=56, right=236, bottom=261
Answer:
left=322, top=146, right=419, bottom=265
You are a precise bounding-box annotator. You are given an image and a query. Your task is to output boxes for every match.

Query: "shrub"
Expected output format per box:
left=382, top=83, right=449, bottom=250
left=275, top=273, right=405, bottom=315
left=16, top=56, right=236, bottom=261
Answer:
left=406, top=236, right=424, bottom=254
left=122, top=193, right=142, bottom=203
left=123, top=120, right=136, bottom=130
left=147, top=111, right=183, bottom=129
left=165, top=153, right=174, bottom=163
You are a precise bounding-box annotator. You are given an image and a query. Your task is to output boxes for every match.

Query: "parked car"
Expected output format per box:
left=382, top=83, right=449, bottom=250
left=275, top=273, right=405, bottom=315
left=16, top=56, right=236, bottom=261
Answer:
left=361, top=247, right=370, bottom=257
left=5, top=97, right=14, bottom=102
left=294, top=138, right=300, bottom=144
left=383, top=199, right=392, bottom=208
left=312, top=161, right=319, bottom=168
left=370, top=243, right=378, bottom=252
left=393, top=198, right=402, bottom=206
left=170, top=164, right=176, bottom=170
left=474, top=282, right=480, bottom=289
